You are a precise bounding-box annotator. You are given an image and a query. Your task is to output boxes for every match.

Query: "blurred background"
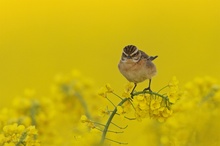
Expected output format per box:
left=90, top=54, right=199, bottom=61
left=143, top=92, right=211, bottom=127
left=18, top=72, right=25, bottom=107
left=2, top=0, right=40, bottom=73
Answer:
left=1, top=0, right=220, bottom=145
left=0, top=0, right=219, bottom=112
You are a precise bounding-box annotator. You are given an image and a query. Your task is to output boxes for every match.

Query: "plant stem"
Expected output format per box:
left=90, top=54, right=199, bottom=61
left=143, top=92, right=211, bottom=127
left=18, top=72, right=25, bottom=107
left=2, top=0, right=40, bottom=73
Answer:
left=157, top=85, right=169, bottom=94
left=100, top=98, right=129, bottom=145
left=75, top=92, right=91, bottom=119
left=133, top=90, right=168, bottom=100
left=112, top=92, right=123, bottom=100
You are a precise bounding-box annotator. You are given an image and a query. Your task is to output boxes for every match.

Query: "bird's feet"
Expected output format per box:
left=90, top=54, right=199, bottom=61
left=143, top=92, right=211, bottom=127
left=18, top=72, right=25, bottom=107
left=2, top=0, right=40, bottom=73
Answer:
left=130, top=92, right=134, bottom=99
left=143, top=87, right=152, bottom=92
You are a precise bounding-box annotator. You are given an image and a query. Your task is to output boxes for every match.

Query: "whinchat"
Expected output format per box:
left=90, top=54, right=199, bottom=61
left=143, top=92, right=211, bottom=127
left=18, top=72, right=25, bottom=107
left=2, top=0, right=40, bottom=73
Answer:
left=118, top=45, right=158, bottom=96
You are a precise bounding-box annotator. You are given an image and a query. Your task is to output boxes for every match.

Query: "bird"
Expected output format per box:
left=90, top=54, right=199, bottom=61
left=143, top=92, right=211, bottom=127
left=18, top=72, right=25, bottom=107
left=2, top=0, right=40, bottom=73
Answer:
left=118, top=45, right=158, bottom=97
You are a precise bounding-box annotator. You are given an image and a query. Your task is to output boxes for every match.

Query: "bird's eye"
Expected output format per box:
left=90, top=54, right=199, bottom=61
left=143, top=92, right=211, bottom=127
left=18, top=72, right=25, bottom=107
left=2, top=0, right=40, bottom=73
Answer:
left=121, top=56, right=127, bottom=62
left=132, top=56, right=140, bottom=62
left=131, top=52, right=139, bottom=57
left=122, top=53, right=128, bottom=57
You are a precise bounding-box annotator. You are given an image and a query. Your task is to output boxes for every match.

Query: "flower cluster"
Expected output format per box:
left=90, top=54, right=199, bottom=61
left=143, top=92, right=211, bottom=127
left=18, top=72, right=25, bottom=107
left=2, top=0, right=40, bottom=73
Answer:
left=117, top=100, right=131, bottom=118
left=3, top=70, right=220, bottom=146
left=0, top=123, right=39, bottom=146
left=158, top=77, right=220, bottom=146
left=168, top=76, right=182, bottom=103
left=133, top=94, right=172, bottom=122
left=91, top=77, right=181, bottom=145
left=97, top=83, right=114, bottom=98
left=0, top=70, right=104, bottom=146
left=122, top=82, right=134, bottom=98
left=80, top=115, right=95, bottom=129
left=131, top=77, right=181, bottom=122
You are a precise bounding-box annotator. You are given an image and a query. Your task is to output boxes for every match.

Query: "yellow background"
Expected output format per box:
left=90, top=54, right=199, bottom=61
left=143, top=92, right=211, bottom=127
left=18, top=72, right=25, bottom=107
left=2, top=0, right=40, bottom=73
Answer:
left=0, top=0, right=219, bottom=105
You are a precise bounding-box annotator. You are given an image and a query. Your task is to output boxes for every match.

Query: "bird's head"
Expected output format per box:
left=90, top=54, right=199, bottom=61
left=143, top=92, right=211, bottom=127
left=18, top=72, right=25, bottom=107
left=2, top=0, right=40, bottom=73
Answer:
left=121, top=45, right=141, bottom=62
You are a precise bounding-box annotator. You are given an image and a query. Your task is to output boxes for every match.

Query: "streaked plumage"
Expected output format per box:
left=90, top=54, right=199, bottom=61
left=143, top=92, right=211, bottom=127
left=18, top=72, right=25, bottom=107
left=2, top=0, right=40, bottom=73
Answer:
left=118, top=45, right=158, bottom=94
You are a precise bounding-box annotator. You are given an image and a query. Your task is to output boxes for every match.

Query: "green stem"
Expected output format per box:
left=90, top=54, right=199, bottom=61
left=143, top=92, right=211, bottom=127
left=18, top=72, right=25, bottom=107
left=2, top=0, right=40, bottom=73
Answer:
left=100, top=98, right=129, bottom=145
left=133, top=90, right=168, bottom=100
left=200, top=87, right=218, bottom=104
left=157, top=85, right=169, bottom=94
left=92, top=121, right=106, bottom=127
left=115, top=113, right=136, bottom=120
left=16, top=131, right=27, bottom=146
left=111, top=122, right=128, bottom=129
left=105, top=138, right=128, bottom=145
left=112, top=92, right=123, bottom=100
left=75, top=92, right=91, bottom=119
left=30, top=100, right=39, bottom=126
left=106, top=97, right=116, bottom=107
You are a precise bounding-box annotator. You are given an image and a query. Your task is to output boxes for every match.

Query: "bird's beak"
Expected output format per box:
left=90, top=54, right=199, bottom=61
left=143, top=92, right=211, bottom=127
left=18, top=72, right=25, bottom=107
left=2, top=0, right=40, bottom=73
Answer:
left=127, top=56, right=132, bottom=59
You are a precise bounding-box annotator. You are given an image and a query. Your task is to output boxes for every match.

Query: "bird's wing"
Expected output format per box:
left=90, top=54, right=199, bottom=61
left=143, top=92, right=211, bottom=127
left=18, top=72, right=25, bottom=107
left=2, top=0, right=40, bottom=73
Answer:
left=140, top=50, right=158, bottom=61
left=139, top=50, right=149, bottom=59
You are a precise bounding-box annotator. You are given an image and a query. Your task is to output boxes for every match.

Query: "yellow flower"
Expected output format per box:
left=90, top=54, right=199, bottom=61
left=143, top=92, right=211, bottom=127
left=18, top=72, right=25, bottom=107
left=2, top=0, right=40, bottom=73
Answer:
left=80, top=115, right=95, bottom=129
left=161, top=108, right=172, bottom=118
left=1, top=124, right=39, bottom=145
left=98, top=106, right=109, bottom=117
left=12, top=97, right=31, bottom=112
left=167, top=76, right=182, bottom=103
left=97, top=87, right=107, bottom=98
left=136, top=95, right=145, bottom=101
left=169, top=76, right=179, bottom=87
left=86, top=121, right=95, bottom=129
left=122, top=82, right=134, bottom=98
left=133, top=94, right=149, bottom=109
left=0, top=134, right=6, bottom=145
left=167, top=91, right=179, bottom=103
left=97, top=84, right=114, bottom=98
left=134, top=107, right=148, bottom=121
left=117, top=106, right=124, bottom=115
left=139, top=101, right=148, bottom=110
left=124, top=82, right=134, bottom=93
left=157, top=117, right=166, bottom=122
left=105, top=83, right=114, bottom=93
left=80, top=115, right=88, bottom=123
left=150, top=98, right=161, bottom=110
left=27, top=126, right=38, bottom=135
left=3, top=123, right=18, bottom=134
left=17, top=125, right=25, bottom=133
left=213, top=90, right=220, bottom=103
left=122, top=100, right=132, bottom=113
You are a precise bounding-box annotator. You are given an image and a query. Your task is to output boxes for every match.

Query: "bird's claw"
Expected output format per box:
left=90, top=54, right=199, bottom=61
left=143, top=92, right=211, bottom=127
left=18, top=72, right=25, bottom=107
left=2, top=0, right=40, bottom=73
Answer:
left=130, top=92, right=134, bottom=99
left=143, top=87, right=152, bottom=92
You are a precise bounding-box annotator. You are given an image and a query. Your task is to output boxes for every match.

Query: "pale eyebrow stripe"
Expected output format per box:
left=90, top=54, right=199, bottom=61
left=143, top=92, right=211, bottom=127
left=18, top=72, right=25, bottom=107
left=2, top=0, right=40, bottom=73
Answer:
left=123, top=51, right=129, bottom=56
left=130, top=49, right=139, bottom=56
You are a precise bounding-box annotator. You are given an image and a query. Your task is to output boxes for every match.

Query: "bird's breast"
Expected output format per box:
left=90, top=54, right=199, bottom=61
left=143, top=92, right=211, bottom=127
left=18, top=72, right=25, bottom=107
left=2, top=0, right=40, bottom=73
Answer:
left=118, top=60, right=156, bottom=83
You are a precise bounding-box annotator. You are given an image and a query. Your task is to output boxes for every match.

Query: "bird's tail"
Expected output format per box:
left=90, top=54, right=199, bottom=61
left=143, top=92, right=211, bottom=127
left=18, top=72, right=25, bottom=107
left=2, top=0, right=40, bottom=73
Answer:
left=149, top=56, right=158, bottom=61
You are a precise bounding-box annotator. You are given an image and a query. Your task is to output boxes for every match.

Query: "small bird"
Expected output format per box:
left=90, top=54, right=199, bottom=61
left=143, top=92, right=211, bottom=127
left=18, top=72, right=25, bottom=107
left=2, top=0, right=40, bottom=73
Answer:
left=118, top=45, right=158, bottom=96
